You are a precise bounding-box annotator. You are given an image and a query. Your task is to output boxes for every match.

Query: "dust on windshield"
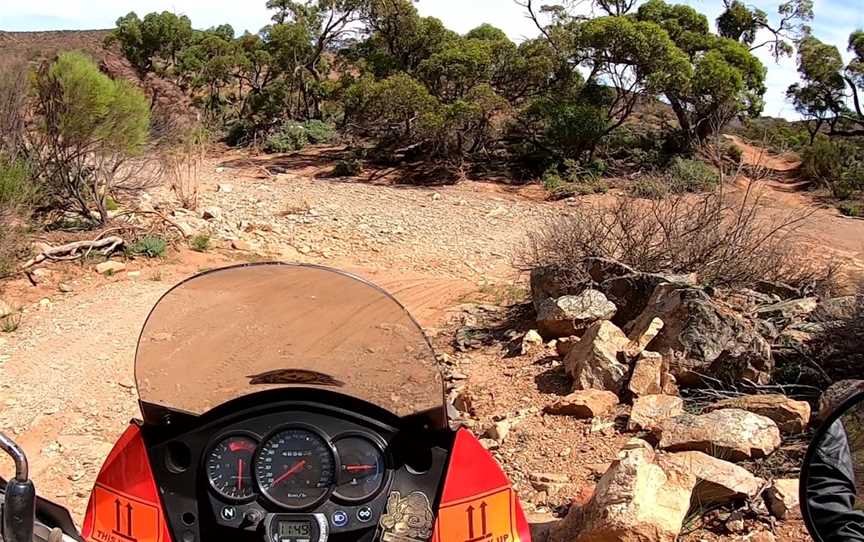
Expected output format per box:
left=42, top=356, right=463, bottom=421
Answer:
left=134, top=264, right=445, bottom=422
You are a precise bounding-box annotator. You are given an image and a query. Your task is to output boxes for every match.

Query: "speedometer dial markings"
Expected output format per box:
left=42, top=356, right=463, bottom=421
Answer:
left=206, top=435, right=258, bottom=501
left=255, top=428, right=335, bottom=509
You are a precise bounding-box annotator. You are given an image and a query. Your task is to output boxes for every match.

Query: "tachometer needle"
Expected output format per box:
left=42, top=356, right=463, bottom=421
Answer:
left=237, top=459, right=244, bottom=492
left=345, top=465, right=376, bottom=472
left=273, top=460, right=307, bottom=486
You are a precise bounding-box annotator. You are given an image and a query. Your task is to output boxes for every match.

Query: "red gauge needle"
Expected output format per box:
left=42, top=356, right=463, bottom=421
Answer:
left=237, top=459, right=244, bottom=492
left=345, top=465, right=376, bottom=472
left=272, top=460, right=307, bottom=486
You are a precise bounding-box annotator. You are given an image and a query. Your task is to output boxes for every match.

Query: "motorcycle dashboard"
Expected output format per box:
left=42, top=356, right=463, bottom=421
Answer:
left=143, top=397, right=449, bottom=542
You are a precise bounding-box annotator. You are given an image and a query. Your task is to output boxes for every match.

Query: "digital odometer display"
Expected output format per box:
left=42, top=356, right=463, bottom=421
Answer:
left=255, top=428, right=335, bottom=509
left=279, top=520, right=313, bottom=538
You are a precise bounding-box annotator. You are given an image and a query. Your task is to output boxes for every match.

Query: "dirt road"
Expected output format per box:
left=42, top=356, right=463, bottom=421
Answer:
left=0, top=164, right=556, bottom=521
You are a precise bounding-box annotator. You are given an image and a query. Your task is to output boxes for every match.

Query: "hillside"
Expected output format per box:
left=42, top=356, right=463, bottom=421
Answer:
left=0, top=29, right=191, bottom=115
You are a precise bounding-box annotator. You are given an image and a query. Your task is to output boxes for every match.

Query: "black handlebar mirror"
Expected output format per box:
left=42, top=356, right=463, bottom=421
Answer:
left=0, top=432, right=35, bottom=542
left=801, top=390, right=864, bottom=542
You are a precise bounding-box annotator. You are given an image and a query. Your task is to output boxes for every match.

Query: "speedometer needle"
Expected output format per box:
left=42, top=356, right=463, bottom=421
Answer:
left=273, top=460, right=307, bottom=486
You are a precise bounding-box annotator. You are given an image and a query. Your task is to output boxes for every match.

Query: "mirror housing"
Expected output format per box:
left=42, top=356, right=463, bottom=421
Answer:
left=800, top=390, right=864, bottom=541
left=0, top=432, right=35, bottom=542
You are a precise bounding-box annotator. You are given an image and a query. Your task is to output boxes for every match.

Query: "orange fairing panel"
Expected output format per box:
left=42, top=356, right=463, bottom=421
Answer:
left=81, top=424, right=172, bottom=542
left=432, top=429, right=531, bottom=542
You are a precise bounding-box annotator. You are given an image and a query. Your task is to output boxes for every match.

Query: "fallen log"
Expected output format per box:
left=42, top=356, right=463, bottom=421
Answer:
left=20, top=236, right=125, bottom=270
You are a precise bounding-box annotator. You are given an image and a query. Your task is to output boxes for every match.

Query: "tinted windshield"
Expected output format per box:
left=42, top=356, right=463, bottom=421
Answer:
left=134, top=264, right=445, bottom=424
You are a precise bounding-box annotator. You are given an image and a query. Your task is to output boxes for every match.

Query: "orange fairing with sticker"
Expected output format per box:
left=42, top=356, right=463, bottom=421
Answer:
left=433, top=429, right=531, bottom=542
left=81, top=424, right=172, bottom=542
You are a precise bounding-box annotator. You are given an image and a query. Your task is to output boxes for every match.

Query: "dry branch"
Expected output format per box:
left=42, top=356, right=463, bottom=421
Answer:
left=20, top=236, right=125, bottom=270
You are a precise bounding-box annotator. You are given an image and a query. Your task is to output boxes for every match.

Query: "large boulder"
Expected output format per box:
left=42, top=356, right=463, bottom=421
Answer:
left=628, top=395, right=684, bottom=432
left=544, top=389, right=619, bottom=419
left=536, top=290, right=617, bottom=338
left=600, top=273, right=675, bottom=327
left=704, top=394, right=810, bottom=434
left=565, top=320, right=631, bottom=393
left=656, top=409, right=781, bottom=461
left=660, top=451, right=765, bottom=505
left=627, top=284, right=773, bottom=387
left=627, top=351, right=664, bottom=397
left=549, top=439, right=696, bottom=542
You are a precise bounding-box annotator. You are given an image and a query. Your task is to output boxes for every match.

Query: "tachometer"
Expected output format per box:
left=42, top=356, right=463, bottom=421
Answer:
left=206, top=435, right=258, bottom=501
left=333, top=436, right=386, bottom=502
left=255, top=428, right=335, bottom=509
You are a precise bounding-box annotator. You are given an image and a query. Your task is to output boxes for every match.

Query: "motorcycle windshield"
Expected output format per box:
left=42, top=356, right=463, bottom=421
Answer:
left=134, top=264, right=445, bottom=426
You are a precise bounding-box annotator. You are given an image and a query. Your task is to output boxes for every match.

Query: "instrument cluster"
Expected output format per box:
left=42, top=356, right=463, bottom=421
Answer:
left=205, top=426, right=387, bottom=510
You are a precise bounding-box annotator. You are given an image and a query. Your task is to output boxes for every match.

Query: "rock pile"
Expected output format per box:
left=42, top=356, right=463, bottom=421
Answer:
left=526, top=258, right=830, bottom=541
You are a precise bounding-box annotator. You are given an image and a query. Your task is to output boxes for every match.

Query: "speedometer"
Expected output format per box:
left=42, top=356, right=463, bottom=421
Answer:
left=255, top=428, right=335, bottom=509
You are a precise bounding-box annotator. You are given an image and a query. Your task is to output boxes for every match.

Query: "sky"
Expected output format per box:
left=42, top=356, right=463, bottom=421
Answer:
left=1, top=0, right=862, bottom=119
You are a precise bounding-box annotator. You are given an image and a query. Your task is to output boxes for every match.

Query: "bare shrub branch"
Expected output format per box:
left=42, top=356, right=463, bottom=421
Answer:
left=519, top=186, right=836, bottom=291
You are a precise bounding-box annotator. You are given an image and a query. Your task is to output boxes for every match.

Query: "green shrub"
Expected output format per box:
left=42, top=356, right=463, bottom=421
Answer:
left=302, top=120, right=337, bottom=144
left=264, top=122, right=309, bottom=153
left=128, top=236, right=167, bottom=258
left=839, top=201, right=862, bottom=217
left=801, top=139, right=864, bottom=199
left=0, top=158, right=35, bottom=276
left=723, top=142, right=743, bottom=164
left=33, top=52, right=151, bottom=223
left=190, top=234, right=210, bottom=252
left=0, top=158, right=36, bottom=209
left=332, top=159, right=362, bottom=177
left=105, top=196, right=119, bottom=211
left=667, top=158, right=720, bottom=193
left=629, top=178, right=669, bottom=199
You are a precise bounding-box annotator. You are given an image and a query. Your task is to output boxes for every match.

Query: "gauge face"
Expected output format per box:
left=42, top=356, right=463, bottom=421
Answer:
left=334, top=437, right=386, bottom=502
left=206, top=435, right=258, bottom=501
left=255, top=428, right=335, bottom=509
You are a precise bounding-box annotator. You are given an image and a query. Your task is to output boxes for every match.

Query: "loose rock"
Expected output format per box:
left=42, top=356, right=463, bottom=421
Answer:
left=485, top=420, right=511, bottom=442
left=217, top=183, right=233, bottom=193
left=656, top=409, right=781, bottom=461
left=58, top=283, right=73, bottom=293
left=660, top=451, right=765, bottom=505
left=0, top=299, right=12, bottom=319
left=556, top=336, right=579, bottom=358
left=549, top=439, right=696, bottom=542
left=819, top=380, right=864, bottom=421
left=536, top=289, right=617, bottom=338
left=763, top=478, right=800, bottom=519
left=704, top=394, right=810, bottom=433
left=754, top=280, right=801, bottom=300
left=544, top=389, right=619, bottom=419
left=521, top=329, right=544, bottom=355
left=565, top=320, right=631, bottom=394
left=201, top=206, right=223, bottom=220
left=628, top=395, right=684, bottom=432
left=755, top=297, right=819, bottom=320
left=627, top=351, right=664, bottom=397
left=626, top=317, right=664, bottom=356
left=600, top=273, right=676, bottom=327
left=813, top=295, right=863, bottom=321
left=530, top=265, right=586, bottom=309
left=95, top=261, right=126, bottom=275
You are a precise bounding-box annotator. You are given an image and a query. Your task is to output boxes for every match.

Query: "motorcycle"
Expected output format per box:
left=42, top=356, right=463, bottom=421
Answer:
left=1, top=263, right=533, bottom=542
